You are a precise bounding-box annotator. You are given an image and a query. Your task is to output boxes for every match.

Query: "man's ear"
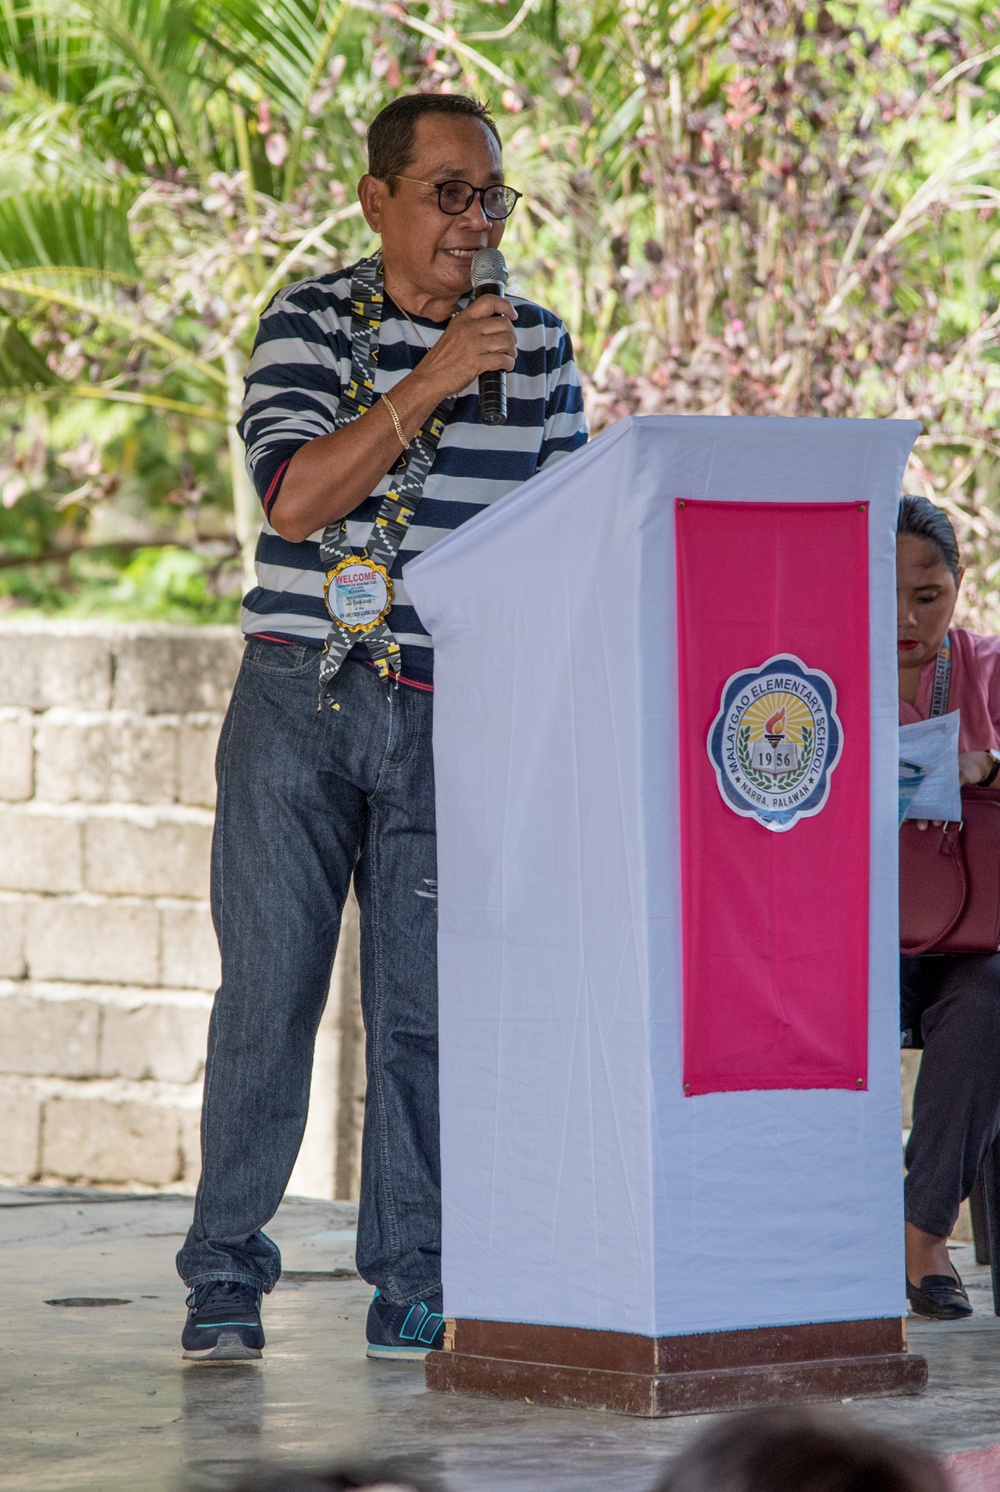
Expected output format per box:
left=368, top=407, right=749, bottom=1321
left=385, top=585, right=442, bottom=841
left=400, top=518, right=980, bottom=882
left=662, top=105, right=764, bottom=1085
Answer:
left=957, top=565, right=967, bottom=593
left=358, top=174, right=385, bottom=233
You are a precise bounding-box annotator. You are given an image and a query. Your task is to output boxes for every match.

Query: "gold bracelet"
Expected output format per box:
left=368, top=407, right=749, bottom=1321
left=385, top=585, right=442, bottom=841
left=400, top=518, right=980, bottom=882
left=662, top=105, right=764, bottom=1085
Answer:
left=381, top=394, right=408, bottom=452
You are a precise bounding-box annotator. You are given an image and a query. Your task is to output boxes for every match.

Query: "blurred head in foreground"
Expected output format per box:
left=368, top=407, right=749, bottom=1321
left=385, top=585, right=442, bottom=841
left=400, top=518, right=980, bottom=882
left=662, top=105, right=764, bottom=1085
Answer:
left=652, top=1407, right=948, bottom=1492
left=221, top=1463, right=434, bottom=1492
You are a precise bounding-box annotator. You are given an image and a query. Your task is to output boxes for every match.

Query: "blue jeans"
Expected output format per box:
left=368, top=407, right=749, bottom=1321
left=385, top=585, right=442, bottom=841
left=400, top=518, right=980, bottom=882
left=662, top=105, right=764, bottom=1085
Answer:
left=176, top=641, right=440, bottom=1305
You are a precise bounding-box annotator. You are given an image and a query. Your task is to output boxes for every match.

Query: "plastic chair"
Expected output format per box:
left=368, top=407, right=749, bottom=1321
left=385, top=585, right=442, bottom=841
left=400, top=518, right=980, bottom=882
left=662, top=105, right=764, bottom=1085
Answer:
left=967, top=1145, right=1000, bottom=1314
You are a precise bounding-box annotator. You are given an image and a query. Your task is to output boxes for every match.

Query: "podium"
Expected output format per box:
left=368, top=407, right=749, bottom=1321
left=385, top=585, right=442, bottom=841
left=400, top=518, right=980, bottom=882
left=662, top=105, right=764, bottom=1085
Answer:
left=404, top=415, right=926, bottom=1416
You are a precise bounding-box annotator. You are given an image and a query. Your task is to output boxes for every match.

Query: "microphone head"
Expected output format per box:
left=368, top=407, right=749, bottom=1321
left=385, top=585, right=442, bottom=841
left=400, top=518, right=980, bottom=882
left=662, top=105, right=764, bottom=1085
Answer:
left=471, top=247, right=508, bottom=291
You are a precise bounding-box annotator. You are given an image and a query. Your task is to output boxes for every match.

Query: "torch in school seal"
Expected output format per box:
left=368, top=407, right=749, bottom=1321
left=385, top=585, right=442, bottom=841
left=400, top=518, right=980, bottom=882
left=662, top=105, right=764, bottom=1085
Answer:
left=707, top=654, right=843, bottom=832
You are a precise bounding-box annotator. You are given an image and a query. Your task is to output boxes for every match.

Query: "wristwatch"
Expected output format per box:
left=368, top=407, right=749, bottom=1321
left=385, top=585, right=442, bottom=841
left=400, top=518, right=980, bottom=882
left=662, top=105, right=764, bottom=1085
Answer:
left=983, top=749, right=1000, bottom=788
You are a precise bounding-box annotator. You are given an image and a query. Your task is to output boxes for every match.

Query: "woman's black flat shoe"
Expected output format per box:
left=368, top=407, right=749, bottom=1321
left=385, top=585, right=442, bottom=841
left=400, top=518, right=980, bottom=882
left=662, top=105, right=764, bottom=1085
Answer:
left=906, top=1272, right=973, bottom=1320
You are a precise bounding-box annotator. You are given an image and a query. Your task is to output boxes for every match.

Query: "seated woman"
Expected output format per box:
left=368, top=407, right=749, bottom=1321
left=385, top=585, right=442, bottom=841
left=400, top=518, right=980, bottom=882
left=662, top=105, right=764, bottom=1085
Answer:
left=898, top=494, right=1000, bottom=1319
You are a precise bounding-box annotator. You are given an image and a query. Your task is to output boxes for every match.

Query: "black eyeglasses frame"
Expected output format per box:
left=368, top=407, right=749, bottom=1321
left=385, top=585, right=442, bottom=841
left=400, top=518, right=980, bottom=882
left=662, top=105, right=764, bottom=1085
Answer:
left=391, top=174, right=522, bottom=221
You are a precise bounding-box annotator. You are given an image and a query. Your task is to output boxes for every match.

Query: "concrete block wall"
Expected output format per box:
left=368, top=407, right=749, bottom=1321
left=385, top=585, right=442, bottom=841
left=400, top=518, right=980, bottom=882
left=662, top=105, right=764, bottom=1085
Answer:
left=0, top=622, right=365, bottom=1199
left=0, top=621, right=941, bottom=1231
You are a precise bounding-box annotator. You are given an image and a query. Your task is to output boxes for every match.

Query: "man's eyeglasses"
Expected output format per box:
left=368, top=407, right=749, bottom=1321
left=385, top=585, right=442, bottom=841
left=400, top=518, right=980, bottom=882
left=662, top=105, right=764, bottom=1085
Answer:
left=392, top=175, right=522, bottom=221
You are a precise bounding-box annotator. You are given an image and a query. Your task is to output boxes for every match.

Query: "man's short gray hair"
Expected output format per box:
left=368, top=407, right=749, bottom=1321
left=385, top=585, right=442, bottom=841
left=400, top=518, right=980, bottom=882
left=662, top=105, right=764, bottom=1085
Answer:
left=367, top=94, right=501, bottom=192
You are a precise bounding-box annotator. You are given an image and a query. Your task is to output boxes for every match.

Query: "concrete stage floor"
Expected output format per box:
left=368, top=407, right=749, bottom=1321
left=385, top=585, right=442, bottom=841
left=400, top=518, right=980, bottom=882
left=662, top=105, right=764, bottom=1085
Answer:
left=4, top=1187, right=1000, bottom=1492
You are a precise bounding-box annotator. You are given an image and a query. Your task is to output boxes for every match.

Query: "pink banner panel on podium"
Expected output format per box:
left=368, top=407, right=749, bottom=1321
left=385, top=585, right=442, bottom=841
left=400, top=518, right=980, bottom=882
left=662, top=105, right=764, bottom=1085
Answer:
left=676, top=499, right=870, bottom=1096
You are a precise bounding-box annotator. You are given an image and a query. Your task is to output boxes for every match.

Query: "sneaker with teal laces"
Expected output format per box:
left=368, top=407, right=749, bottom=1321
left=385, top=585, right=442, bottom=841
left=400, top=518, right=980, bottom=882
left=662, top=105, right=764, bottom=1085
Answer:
left=182, top=1279, right=264, bottom=1361
left=365, top=1288, right=444, bottom=1360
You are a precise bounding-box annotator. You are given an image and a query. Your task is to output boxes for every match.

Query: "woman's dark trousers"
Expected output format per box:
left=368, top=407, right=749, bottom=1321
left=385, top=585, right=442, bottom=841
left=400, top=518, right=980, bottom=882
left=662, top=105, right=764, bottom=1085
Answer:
left=902, top=953, right=1000, bottom=1238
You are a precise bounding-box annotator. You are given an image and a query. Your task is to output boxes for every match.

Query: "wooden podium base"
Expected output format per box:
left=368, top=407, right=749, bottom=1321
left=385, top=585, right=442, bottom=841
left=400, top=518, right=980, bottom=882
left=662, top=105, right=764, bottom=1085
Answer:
left=425, top=1317, right=926, bottom=1418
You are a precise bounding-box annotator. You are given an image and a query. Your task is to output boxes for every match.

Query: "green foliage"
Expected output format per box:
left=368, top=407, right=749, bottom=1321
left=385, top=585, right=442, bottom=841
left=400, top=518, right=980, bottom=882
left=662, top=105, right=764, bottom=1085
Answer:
left=0, top=0, right=999, bottom=623
left=0, top=544, right=241, bottom=621
left=89, top=546, right=241, bottom=623
left=0, top=315, right=56, bottom=391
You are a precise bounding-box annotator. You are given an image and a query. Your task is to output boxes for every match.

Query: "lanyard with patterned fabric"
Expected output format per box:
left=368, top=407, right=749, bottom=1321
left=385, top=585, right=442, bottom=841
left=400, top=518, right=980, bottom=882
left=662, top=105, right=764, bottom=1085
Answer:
left=930, top=638, right=952, bottom=718
left=317, top=254, right=453, bottom=703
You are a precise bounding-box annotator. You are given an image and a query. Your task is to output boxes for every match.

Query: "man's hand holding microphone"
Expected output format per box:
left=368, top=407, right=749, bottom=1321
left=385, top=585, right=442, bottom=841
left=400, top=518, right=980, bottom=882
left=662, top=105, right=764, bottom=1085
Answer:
left=270, top=249, right=514, bottom=542
left=410, top=248, right=514, bottom=423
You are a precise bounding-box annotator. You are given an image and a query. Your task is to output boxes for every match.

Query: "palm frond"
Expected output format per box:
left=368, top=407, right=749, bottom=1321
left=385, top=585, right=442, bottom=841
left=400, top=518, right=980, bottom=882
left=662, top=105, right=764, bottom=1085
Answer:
left=78, top=0, right=215, bottom=177
left=0, top=188, right=139, bottom=284
left=0, top=314, right=58, bottom=391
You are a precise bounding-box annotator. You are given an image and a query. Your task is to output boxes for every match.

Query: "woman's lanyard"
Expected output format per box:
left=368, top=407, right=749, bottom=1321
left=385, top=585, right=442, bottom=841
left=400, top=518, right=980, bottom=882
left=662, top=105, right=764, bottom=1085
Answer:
left=930, top=637, right=952, bottom=719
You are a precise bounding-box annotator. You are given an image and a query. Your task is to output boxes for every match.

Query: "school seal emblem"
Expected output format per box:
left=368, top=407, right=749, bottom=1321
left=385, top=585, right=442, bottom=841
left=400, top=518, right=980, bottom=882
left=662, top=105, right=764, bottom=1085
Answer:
left=707, top=654, right=843, bottom=832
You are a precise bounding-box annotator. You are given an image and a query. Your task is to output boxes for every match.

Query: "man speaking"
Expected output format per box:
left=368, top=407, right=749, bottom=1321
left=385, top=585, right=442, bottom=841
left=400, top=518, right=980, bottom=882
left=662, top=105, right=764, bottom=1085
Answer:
left=176, top=93, right=587, bottom=1361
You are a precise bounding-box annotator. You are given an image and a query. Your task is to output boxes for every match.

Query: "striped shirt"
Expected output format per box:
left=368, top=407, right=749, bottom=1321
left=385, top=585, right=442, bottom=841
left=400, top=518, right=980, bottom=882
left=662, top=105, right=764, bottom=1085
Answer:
left=238, top=261, right=588, bottom=685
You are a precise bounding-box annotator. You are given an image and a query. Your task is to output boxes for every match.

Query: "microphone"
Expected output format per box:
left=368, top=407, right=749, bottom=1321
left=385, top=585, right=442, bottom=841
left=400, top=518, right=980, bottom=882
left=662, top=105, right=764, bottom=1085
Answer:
left=471, top=247, right=508, bottom=426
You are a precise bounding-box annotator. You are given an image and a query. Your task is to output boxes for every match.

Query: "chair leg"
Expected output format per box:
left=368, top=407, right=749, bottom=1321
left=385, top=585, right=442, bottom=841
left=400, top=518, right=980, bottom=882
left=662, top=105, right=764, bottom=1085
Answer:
left=979, top=1138, right=1000, bottom=1315
left=969, top=1172, right=990, bottom=1267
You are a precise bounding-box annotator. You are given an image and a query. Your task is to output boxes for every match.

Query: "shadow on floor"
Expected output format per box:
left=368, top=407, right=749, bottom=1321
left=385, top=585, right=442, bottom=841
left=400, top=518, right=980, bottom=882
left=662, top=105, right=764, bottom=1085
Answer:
left=2, top=1188, right=996, bottom=1492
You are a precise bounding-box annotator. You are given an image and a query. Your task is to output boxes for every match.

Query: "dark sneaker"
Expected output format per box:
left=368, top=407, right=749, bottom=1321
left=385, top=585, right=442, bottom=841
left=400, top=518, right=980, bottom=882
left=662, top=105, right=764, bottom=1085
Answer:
left=365, top=1288, right=445, bottom=1360
left=182, top=1280, right=265, bottom=1361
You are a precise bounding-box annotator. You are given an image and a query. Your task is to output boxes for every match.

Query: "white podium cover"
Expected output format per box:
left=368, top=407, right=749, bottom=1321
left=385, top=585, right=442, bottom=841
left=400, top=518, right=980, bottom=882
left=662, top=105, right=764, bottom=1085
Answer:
left=404, top=414, right=918, bottom=1339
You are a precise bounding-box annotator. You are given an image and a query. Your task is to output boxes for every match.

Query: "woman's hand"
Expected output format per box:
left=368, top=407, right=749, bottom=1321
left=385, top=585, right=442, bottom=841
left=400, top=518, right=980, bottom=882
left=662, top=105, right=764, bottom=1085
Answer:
left=913, top=750, right=995, bottom=831
left=959, top=751, right=995, bottom=787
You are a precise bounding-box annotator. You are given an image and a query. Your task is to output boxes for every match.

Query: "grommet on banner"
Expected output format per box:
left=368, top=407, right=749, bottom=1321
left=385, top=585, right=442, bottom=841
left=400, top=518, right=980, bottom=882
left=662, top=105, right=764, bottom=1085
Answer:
left=677, top=501, right=685, bottom=509
left=858, top=503, right=866, bottom=512
left=857, top=1078, right=864, bottom=1086
left=683, top=1082, right=691, bottom=1094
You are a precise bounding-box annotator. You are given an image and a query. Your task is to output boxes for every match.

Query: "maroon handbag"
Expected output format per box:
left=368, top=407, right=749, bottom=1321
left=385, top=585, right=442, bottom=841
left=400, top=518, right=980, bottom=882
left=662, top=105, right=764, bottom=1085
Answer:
left=899, top=786, right=1000, bottom=954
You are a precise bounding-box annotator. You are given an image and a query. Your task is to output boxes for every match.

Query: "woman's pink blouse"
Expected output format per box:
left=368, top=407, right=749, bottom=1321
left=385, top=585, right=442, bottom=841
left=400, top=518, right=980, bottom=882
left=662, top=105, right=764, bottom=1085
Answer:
left=899, top=627, right=1000, bottom=750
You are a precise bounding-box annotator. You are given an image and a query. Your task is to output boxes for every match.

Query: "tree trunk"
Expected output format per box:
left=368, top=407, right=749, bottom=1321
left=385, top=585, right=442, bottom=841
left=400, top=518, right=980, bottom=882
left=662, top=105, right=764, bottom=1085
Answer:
left=223, top=346, right=260, bottom=594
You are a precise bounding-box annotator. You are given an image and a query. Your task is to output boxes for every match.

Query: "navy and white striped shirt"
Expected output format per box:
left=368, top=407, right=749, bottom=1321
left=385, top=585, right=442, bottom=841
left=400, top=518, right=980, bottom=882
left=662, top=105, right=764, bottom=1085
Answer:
left=238, top=262, right=588, bottom=686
